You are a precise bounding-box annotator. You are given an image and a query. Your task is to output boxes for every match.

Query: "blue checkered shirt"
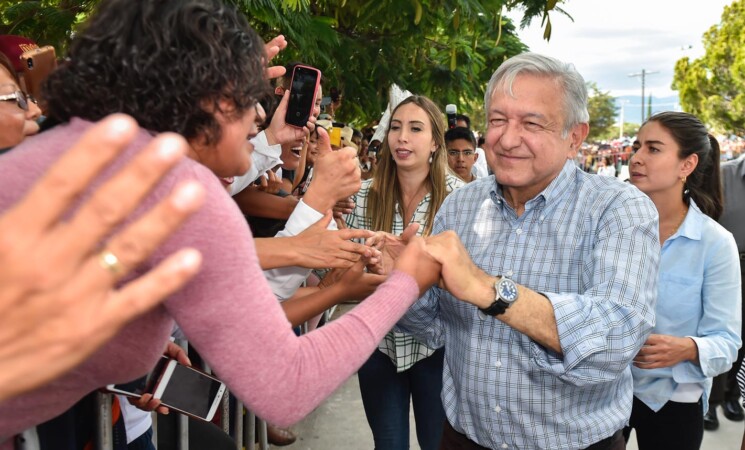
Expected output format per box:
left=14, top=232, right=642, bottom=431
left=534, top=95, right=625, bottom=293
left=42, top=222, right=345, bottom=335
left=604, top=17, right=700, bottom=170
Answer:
left=347, top=174, right=465, bottom=371
left=397, top=161, right=660, bottom=449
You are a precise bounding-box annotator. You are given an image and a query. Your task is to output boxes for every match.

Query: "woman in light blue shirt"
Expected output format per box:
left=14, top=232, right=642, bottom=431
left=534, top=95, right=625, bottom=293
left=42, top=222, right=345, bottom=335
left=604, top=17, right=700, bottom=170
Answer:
left=624, top=111, right=741, bottom=449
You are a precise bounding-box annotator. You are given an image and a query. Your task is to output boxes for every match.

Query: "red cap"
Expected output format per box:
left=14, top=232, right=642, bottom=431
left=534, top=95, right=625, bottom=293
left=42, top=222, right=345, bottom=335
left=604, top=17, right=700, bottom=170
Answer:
left=0, top=35, right=39, bottom=72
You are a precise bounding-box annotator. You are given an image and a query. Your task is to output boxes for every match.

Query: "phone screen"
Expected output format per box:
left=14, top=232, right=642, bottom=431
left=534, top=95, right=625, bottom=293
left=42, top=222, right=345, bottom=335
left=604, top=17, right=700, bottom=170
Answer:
left=286, top=66, right=320, bottom=128
left=158, top=364, right=224, bottom=419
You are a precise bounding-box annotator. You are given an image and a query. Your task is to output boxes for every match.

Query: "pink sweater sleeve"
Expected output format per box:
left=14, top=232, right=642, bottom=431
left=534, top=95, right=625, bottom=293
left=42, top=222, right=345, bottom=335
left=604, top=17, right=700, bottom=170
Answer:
left=162, top=165, right=420, bottom=426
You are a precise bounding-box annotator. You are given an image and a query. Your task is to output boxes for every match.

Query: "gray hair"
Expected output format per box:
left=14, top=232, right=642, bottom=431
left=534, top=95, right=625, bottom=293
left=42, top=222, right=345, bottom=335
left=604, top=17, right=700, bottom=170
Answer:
left=484, top=53, right=589, bottom=138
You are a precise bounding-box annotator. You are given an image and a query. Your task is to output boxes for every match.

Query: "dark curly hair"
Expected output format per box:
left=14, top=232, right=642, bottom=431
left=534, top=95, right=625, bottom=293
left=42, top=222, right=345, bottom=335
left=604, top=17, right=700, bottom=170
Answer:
left=44, top=0, right=269, bottom=146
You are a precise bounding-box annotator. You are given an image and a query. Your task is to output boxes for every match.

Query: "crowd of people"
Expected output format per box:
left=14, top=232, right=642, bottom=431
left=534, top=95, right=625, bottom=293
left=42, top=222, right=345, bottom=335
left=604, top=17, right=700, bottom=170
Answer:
left=0, top=1, right=743, bottom=450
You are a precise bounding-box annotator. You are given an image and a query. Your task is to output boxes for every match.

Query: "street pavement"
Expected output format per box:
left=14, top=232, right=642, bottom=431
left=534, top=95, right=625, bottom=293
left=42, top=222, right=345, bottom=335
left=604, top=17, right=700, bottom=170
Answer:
left=283, top=306, right=743, bottom=449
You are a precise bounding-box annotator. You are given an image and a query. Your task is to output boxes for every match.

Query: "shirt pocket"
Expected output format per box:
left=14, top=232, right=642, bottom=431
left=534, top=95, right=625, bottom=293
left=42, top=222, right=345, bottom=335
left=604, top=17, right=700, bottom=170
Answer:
left=656, top=272, right=703, bottom=332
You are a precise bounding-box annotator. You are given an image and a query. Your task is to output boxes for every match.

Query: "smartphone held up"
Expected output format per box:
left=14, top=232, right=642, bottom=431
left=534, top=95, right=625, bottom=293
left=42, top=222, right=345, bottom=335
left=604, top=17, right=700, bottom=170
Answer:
left=285, top=65, right=321, bottom=128
left=105, top=356, right=227, bottom=422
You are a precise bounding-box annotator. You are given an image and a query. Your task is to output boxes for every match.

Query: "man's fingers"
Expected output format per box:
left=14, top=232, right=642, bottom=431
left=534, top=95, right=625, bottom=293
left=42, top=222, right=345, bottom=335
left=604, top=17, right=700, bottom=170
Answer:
left=264, top=35, right=287, bottom=58
left=337, top=228, right=375, bottom=241
left=96, top=181, right=204, bottom=283
left=2, top=114, right=139, bottom=235
left=338, top=240, right=374, bottom=258
left=264, top=35, right=287, bottom=80
left=316, top=126, right=332, bottom=156
left=57, top=133, right=190, bottom=258
left=266, top=66, right=286, bottom=80
left=400, top=222, right=420, bottom=241
left=102, top=248, right=202, bottom=325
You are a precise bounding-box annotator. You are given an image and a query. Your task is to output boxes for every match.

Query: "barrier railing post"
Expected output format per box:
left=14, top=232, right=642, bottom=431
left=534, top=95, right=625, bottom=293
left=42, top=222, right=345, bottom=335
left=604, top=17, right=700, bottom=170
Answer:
left=94, top=392, right=113, bottom=450
left=232, top=401, right=244, bottom=449
left=175, top=339, right=189, bottom=450
left=245, top=411, right=256, bottom=450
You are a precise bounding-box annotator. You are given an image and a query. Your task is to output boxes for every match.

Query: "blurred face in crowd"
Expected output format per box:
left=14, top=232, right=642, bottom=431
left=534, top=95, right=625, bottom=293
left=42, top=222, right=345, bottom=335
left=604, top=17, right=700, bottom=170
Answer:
left=446, top=138, right=478, bottom=182
left=629, top=120, right=696, bottom=197
left=313, top=85, right=322, bottom=119
left=189, top=101, right=261, bottom=187
left=306, top=132, right=319, bottom=166
left=484, top=73, right=586, bottom=202
left=0, top=66, right=41, bottom=147
left=281, top=141, right=303, bottom=171
left=388, top=103, right=436, bottom=172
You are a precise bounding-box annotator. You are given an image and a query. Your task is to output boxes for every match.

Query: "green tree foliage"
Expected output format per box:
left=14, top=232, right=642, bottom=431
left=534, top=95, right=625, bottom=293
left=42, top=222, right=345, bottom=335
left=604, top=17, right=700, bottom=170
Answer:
left=672, top=0, right=745, bottom=134
left=586, top=82, right=616, bottom=142
left=1, top=0, right=571, bottom=126
left=0, top=0, right=96, bottom=54
left=234, top=0, right=571, bottom=126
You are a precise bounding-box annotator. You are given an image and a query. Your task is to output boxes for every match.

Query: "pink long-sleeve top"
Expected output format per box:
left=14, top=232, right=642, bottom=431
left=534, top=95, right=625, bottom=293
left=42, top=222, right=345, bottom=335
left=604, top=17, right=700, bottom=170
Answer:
left=0, top=119, right=419, bottom=441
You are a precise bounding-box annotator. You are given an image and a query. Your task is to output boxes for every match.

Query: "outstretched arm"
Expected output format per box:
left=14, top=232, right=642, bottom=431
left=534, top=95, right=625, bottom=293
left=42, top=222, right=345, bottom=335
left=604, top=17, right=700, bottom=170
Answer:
left=0, top=115, right=204, bottom=402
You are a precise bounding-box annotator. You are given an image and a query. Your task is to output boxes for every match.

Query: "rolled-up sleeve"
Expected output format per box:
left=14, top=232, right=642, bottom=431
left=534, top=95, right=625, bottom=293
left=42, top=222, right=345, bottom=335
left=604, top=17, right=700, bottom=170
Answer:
left=529, top=195, right=660, bottom=386
left=685, top=235, right=742, bottom=380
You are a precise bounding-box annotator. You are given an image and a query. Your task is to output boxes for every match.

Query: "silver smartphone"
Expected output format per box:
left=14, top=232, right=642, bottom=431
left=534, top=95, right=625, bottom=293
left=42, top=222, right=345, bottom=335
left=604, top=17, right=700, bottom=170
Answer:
left=151, top=358, right=227, bottom=422
left=105, top=356, right=226, bottom=422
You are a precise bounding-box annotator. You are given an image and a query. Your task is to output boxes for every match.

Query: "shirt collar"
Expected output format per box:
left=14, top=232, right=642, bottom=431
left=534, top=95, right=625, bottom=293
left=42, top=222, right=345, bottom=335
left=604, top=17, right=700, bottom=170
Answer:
left=675, top=199, right=704, bottom=241
left=490, top=160, right=576, bottom=210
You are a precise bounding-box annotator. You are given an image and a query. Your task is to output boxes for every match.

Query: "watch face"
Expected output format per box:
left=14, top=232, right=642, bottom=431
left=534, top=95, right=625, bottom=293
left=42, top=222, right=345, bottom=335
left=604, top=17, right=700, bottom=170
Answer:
left=498, top=279, right=518, bottom=302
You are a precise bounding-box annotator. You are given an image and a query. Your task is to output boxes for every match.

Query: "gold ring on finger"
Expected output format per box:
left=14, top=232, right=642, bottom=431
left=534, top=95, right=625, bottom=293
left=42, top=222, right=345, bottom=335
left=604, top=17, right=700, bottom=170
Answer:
left=98, top=249, right=125, bottom=276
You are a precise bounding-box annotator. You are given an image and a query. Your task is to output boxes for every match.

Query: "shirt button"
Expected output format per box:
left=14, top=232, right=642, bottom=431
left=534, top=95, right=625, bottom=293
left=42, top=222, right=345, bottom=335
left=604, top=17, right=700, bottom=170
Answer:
left=515, top=228, right=522, bottom=235
left=495, top=360, right=502, bottom=368
left=539, top=215, right=545, bottom=221
left=501, top=444, right=509, bottom=449
left=505, top=270, right=513, bottom=277
left=494, top=405, right=502, bottom=413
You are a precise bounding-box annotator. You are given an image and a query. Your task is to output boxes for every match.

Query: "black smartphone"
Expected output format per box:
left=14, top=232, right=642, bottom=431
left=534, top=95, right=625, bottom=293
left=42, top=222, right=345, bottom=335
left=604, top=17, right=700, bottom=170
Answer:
left=285, top=65, right=321, bottom=128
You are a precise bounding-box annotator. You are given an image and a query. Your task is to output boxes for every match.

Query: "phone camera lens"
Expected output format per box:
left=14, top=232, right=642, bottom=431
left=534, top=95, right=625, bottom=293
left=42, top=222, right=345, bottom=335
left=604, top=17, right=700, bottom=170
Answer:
left=27, top=59, right=33, bottom=69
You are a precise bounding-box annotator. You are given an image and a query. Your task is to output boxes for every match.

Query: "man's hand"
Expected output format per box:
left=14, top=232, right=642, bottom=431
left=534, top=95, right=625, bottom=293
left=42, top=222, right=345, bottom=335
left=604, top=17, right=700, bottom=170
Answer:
left=321, top=260, right=386, bottom=301
left=365, top=223, right=420, bottom=275
left=257, top=170, right=282, bottom=195
left=633, top=334, right=699, bottom=369
left=289, top=212, right=381, bottom=269
left=304, top=127, right=361, bottom=213
left=424, top=231, right=494, bottom=307
left=333, top=197, right=355, bottom=219
left=392, top=236, right=441, bottom=295
left=264, top=35, right=287, bottom=80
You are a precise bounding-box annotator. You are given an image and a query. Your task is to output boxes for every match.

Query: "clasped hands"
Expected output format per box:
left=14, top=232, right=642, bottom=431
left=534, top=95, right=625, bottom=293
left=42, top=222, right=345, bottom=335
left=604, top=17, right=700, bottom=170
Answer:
left=365, top=227, right=491, bottom=302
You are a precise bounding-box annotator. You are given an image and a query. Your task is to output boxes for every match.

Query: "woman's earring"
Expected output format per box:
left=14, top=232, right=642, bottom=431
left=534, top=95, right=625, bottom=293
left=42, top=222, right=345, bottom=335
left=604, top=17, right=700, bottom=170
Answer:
left=428, top=154, right=433, bottom=164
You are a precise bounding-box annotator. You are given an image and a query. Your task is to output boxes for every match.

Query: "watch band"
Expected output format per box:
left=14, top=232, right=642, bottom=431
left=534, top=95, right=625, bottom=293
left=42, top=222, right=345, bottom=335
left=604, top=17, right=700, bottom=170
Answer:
left=479, top=276, right=519, bottom=317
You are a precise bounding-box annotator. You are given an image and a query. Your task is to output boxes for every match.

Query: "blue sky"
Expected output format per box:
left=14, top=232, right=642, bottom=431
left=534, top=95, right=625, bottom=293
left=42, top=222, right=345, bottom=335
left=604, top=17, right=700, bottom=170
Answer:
left=506, top=0, right=734, bottom=101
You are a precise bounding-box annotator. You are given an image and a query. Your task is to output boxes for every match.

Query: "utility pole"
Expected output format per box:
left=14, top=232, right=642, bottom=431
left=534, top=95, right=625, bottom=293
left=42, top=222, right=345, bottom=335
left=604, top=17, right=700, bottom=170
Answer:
left=628, top=69, right=659, bottom=122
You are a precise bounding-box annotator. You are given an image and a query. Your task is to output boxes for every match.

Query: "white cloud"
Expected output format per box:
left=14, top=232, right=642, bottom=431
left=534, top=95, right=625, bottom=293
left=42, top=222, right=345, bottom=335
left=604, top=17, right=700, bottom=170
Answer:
left=506, top=0, right=733, bottom=97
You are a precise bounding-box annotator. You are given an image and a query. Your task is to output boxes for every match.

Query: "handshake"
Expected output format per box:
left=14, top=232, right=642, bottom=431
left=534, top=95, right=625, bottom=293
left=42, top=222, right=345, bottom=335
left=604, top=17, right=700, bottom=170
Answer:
left=362, top=225, right=492, bottom=305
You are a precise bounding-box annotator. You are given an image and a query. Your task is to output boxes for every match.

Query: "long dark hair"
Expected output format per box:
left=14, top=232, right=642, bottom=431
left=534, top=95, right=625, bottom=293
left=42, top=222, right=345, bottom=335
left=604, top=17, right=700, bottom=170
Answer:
left=644, top=111, right=723, bottom=220
left=44, top=0, right=270, bottom=147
